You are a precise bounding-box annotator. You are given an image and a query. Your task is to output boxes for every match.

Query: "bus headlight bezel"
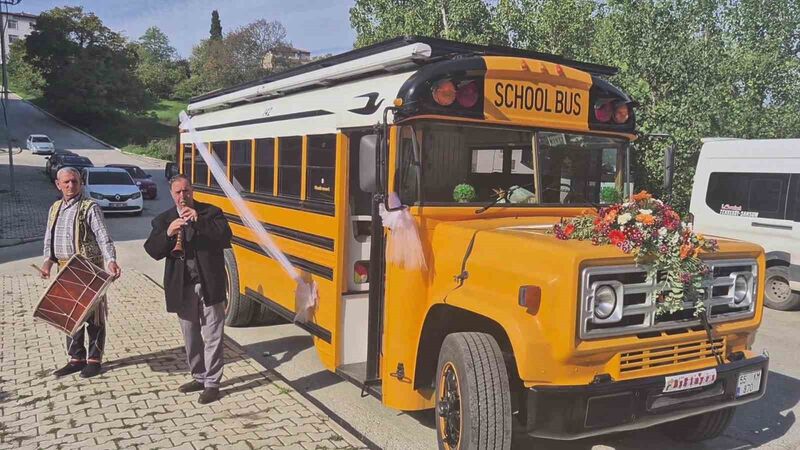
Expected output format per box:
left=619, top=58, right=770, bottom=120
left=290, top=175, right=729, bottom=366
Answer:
left=730, top=272, right=754, bottom=308
left=590, top=281, right=624, bottom=324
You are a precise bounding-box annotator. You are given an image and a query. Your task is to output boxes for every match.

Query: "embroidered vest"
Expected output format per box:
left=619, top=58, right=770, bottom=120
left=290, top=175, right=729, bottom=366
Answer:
left=47, top=197, right=104, bottom=266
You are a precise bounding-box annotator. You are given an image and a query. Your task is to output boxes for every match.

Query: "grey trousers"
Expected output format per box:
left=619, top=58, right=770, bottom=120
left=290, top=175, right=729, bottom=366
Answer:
left=177, top=284, right=225, bottom=388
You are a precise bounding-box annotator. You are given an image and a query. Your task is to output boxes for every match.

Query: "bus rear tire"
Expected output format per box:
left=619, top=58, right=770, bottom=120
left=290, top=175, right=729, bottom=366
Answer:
left=765, top=266, right=800, bottom=310
left=223, top=249, right=255, bottom=327
left=435, top=332, right=512, bottom=450
left=660, top=407, right=735, bottom=442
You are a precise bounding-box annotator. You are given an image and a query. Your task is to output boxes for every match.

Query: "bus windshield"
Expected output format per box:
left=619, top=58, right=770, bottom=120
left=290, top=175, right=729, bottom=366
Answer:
left=397, top=121, right=627, bottom=206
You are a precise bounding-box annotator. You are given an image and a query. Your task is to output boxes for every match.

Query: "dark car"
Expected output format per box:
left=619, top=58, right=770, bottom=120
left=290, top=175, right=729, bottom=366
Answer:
left=106, top=164, right=158, bottom=199
left=46, top=152, right=94, bottom=181
left=165, top=161, right=179, bottom=181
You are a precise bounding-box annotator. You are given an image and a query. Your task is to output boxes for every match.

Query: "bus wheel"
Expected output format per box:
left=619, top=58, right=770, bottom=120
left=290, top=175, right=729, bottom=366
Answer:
left=765, top=266, right=800, bottom=310
left=223, top=249, right=255, bottom=327
left=435, top=332, right=512, bottom=450
left=661, top=407, right=735, bottom=442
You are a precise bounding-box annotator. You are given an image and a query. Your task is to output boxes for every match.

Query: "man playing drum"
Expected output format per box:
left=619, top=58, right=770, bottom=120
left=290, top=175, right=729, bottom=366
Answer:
left=41, top=167, right=122, bottom=378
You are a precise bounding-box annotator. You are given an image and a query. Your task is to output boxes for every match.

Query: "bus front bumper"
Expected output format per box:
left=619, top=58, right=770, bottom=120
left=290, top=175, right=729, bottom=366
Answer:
left=524, top=355, right=768, bottom=440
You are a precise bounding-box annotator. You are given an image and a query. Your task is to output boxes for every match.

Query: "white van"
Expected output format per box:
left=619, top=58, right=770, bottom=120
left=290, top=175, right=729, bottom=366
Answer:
left=690, top=138, right=800, bottom=310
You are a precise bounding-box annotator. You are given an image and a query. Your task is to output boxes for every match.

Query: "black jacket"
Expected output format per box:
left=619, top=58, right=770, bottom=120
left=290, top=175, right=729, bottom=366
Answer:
left=144, top=201, right=232, bottom=313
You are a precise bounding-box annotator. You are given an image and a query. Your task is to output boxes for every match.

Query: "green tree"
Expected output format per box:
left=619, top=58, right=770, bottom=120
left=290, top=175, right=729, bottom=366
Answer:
left=210, top=10, right=223, bottom=40
left=180, top=19, right=291, bottom=97
left=349, top=0, right=504, bottom=47
left=8, top=39, right=45, bottom=97
left=134, top=27, right=187, bottom=99
left=23, top=6, right=149, bottom=124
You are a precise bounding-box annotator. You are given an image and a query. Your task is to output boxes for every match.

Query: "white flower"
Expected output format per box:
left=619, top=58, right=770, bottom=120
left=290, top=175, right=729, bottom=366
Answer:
left=639, top=209, right=652, bottom=215
left=658, top=227, right=668, bottom=237
left=617, top=213, right=632, bottom=225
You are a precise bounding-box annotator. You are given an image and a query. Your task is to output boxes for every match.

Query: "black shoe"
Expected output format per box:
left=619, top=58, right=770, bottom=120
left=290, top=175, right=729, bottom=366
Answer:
left=79, top=362, right=102, bottom=378
left=178, top=380, right=205, bottom=393
left=198, top=387, right=219, bottom=404
left=53, top=361, right=85, bottom=377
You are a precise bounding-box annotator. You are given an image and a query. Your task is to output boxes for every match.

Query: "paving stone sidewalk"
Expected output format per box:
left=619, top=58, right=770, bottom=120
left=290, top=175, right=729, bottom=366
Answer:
left=0, top=271, right=365, bottom=450
left=0, top=153, right=58, bottom=244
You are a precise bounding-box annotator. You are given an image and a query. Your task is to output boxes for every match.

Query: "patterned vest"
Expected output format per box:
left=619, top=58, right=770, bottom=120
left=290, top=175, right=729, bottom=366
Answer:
left=47, top=197, right=104, bottom=267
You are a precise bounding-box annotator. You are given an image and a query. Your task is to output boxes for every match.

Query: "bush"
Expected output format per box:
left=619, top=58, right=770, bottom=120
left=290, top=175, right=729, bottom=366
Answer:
left=125, top=136, right=177, bottom=161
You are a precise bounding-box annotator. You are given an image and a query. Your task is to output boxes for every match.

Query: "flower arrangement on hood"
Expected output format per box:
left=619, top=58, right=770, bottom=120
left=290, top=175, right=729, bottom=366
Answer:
left=553, top=191, right=719, bottom=316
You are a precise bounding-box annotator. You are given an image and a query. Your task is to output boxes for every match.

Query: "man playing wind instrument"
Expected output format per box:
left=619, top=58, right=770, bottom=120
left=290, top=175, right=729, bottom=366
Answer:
left=144, top=175, right=232, bottom=404
left=41, top=167, right=122, bottom=379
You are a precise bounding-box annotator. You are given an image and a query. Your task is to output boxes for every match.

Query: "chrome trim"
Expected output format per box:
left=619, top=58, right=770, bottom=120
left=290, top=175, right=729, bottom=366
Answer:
left=579, top=259, right=758, bottom=339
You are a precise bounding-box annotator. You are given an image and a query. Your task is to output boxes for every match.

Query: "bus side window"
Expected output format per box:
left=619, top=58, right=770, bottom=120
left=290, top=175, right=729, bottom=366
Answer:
left=194, top=144, right=209, bottom=185
left=230, top=140, right=252, bottom=191
left=210, top=141, right=227, bottom=188
left=182, top=144, right=193, bottom=182
left=279, top=136, right=303, bottom=198
left=254, top=138, right=275, bottom=195
left=306, top=134, right=336, bottom=203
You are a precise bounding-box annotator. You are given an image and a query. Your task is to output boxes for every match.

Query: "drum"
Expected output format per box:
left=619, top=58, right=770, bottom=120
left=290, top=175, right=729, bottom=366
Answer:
left=33, top=254, right=113, bottom=336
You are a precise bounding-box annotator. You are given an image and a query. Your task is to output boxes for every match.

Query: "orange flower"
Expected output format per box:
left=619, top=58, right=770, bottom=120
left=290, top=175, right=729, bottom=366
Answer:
left=564, top=224, right=575, bottom=237
left=603, top=209, right=618, bottom=224
left=631, top=190, right=652, bottom=202
left=680, top=243, right=694, bottom=260
left=636, top=213, right=655, bottom=225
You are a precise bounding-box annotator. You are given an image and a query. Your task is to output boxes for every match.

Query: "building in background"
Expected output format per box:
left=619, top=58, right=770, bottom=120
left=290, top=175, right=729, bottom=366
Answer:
left=262, top=45, right=311, bottom=70
left=2, top=12, right=37, bottom=56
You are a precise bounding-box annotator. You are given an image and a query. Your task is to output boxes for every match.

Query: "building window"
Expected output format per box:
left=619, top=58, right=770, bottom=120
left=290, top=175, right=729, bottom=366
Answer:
left=230, top=140, right=252, bottom=192
left=210, top=141, right=227, bottom=188
left=279, top=136, right=302, bottom=198
left=7, top=20, right=17, bottom=30
left=194, top=145, right=209, bottom=185
left=705, top=172, right=789, bottom=220
left=182, top=144, right=193, bottom=182
left=254, top=138, right=275, bottom=195
left=306, top=134, right=336, bottom=203
left=8, top=34, right=19, bottom=43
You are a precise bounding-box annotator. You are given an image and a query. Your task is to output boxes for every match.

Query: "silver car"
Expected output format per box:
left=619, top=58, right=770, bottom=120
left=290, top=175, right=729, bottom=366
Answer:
left=26, top=134, right=55, bottom=155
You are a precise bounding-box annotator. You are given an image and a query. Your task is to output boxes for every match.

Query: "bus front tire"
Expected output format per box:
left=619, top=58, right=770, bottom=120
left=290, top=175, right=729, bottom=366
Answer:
left=435, top=332, right=512, bottom=450
left=660, top=407, right=735, bottom=442
left=223, top=249, right=255, bottom=327
left=765, top=266, right=800, bottom=310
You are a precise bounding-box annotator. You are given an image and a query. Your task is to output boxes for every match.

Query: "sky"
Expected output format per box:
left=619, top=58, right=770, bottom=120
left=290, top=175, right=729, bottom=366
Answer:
left=10, top=0, right=358, bottom=58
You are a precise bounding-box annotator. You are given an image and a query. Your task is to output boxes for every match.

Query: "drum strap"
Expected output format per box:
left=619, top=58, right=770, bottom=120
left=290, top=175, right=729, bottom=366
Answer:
left=48, top=200, right=64, bottom=263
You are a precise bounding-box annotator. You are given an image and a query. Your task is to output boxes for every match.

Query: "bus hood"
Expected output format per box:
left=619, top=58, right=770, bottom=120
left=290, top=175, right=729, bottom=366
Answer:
left=426, top=216, right=765, bottom=292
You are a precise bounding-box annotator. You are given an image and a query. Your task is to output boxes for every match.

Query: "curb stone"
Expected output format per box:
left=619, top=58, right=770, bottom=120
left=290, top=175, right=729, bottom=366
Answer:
left=0, top=235, right=43, bottom=248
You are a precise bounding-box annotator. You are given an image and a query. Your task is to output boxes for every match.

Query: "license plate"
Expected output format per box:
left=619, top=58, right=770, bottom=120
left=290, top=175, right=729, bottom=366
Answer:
left=109, top=202, right=126, bottom=208
left=736, top=370, right=762, bottom=398
left=663, top=368, right=717, bottom=393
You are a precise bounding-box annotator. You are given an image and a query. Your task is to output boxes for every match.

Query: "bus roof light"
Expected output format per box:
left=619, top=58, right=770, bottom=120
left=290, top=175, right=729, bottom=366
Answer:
left=456, top=81, right=479, bottom=108
left=613, top=103, right=630, bottom=123
left=594, top=100, right=613, bottom=123
left=432, top=79, right=457, bottom=106
left=556, top=64, right=565, bottom=76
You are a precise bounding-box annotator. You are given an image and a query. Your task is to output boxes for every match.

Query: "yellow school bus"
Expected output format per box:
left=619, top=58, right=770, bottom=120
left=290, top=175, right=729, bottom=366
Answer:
left=180, top=37, right=768, bottom=448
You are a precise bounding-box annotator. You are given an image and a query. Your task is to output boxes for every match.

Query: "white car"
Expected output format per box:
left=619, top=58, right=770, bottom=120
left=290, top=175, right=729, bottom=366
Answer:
left=82, top=167, right=143, bottom=216
left=26, top=134, right=55, bottom=155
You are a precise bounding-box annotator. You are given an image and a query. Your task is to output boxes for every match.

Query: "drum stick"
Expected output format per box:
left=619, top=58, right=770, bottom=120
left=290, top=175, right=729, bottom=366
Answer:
left=31, top=264, right=46, bottom=277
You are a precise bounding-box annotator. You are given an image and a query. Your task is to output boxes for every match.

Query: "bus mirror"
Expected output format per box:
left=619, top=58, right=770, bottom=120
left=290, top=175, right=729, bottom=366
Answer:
left=359, top=134, right=378, bottom=193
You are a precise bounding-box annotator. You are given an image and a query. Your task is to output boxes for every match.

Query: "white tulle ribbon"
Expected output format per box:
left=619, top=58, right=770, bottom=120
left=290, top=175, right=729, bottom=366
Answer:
left=378, top=192, right=427, bottom=271
left=179, top=111, right=318, bottom=323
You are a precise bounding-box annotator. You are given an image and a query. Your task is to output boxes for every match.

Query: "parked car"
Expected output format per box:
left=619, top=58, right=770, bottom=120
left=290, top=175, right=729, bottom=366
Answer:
left=165, top=161, right=179, bottom=180
left=106, top=164, right=157, bottom=199
left=690, top=137, right=800, bottom=310
left=46, top=152, right=94, bottom=181
left=26, top=134, right=55, bottom=155
left=81, top=167, right=143, bottom=216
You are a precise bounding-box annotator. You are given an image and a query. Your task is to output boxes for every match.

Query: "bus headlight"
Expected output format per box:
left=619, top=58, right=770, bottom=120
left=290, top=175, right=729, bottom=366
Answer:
left=591, top=282, right=623, bottom=323
left=730, top=273, right=753, bottom=307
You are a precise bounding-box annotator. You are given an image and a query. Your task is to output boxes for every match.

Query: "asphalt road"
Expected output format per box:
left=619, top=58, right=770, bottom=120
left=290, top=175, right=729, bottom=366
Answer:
left=1, top=94, right=799, bottom=449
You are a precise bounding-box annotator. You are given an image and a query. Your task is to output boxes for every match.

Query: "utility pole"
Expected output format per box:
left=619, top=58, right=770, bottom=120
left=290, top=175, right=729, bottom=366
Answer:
left=0, top=0, right=22, bottom=194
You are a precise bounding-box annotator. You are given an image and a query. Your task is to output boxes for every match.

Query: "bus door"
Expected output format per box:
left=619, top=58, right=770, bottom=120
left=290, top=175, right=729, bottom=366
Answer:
left=336, top=130, right=385, bottom=398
